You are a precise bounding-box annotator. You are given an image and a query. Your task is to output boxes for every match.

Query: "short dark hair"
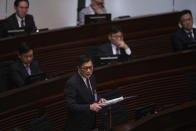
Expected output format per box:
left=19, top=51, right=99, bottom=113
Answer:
left=14, top=0, right=29, bottom=7
left=18, top=42, right=33, bottom=55
left=77, top=55, right=92, bottom=67
left=109, top=26, right=123, bottom=35
left=179, top=9, right=192, bottom=21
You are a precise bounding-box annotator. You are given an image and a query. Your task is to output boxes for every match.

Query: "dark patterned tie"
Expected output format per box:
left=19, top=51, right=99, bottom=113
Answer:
left=86, top=78, right=93, bottom=96
left=116, top=47, right=120, bottom=55
left=21, top=19, right=24, bottom=28
left=187, top=31, right=195, bottom=42
left=25, top=64, right=31, bottom=75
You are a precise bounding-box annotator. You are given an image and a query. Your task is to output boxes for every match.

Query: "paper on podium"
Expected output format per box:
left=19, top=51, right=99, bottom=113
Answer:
left=101, top=96, right=124, bottom=107
left=101, top=96, right=137, bottom=107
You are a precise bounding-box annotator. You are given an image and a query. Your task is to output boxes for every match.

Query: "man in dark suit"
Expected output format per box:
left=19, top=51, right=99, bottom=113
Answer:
left=9, top=42, right=42, bottom=89
left=4, top=0, right=36, bottom=36
left=64, top=55, right=107, bottom=131
left=172, top=10, right=196, bottom=51
left=98, top=26, right=132, bottom=56
left=0, top=19, right=6, bottom=38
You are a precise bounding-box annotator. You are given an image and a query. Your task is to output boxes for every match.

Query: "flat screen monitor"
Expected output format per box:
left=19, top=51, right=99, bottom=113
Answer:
left=92, top=55, right=131, bottom=67
left=7, top=29, right=25, bottom=36
left=85, top=13, right=111, bottom=25
left=187, top=41, right=196, bottom=49
left=25, top=72, right=46, bottom=85
left=135, top=104, right=156, bottom=120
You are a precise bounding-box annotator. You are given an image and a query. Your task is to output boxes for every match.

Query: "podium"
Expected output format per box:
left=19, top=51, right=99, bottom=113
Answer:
left=102, top=96, right=136, bottom=131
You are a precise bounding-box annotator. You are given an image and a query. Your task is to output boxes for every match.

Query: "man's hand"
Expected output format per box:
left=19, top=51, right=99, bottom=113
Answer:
left=91, top=4, right=104, bottom=14
left=117, top=40, right=129, bottom=50
left=90, top=103, right=102, bottom=112
left=98, top=98, right=107, bottom=104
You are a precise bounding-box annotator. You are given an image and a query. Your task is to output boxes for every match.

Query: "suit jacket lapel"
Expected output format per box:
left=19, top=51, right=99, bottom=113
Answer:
left=30, top=61, right=35, bottom=75
left=89, top=76, right=96, bottom=93
left=120, top=48, right=125, bottom=55
left=25, top=15, right=29, bottom=28
left=18, top=61, right=29, bottom=77
left=76, top=73, right=94, bottom=102
left=107, top=43, right=113, bottom=55
left=193, top=29, right=196, bottom=40
left=12, top=14, right=20, bottom=29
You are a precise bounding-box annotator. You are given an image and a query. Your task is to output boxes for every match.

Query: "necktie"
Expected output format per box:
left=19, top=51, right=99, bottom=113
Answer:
left=116, top=47, right=120, bottom=55
left=25, top=64, right=31, bottom=75
left=187, top=31, right=194, bottom=41
left=86, top=78, right=93, bottom=96
left=21, top=19, right=24, bottom=28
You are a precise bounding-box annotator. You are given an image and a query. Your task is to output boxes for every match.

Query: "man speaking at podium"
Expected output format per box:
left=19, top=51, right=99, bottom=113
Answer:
left=64, top=55, right=107, bottom=131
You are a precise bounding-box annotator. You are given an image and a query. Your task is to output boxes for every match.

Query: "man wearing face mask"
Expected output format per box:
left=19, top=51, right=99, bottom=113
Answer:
left=9, top=43, right=41, bottom=89
left=98, top=26, right=132, bottom=56
left=79, top=0, right=106, bottom=25
left=172, top=9, right=196, bottom=51
left=4, top=0, right=36, bottom=35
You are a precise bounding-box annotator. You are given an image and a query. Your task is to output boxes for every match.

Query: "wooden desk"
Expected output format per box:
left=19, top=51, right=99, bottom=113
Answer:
left=113, top=101, right=196, bottom=131
left=0, top=50, right=195, bottom=130
left=0, top=12, right=179, bottom=76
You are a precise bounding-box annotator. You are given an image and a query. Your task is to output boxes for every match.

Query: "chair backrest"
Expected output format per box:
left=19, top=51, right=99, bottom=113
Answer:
left=30, top=114, right=51, bottom=131
left=0, top=61, right=14, bottom=92
left=100, top=89, right=128, bottom=127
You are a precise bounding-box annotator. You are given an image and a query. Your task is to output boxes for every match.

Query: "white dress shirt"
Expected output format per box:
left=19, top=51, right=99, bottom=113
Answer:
left=111, top=43, right=132, bottom=55
left=78, top=72, right=93, bottom=93
left=16, top=14, right=25, bottom=28
left=88, top=6, right=97, bottom=15
left=79, top=6, right=107, bottom=25
left=24, top=64, right=31, bottom=75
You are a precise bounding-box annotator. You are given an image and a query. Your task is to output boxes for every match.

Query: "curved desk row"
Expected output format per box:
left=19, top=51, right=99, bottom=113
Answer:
left=0, top=12, right=179, bottom=76
left=0, top=50, right=195, bottom=130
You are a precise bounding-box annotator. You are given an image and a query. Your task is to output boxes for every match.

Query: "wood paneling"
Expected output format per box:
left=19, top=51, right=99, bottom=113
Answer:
left=0, top=50, right=196, bottom=130
left=0, top=12, right=179, bottom=76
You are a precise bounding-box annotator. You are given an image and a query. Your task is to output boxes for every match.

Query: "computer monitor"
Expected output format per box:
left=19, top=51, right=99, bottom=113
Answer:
left=85, top=13, right=111, bottom=25
left=25, top=72, right=46, bottom=85
left=186, top=41, right=196, bottom=49
left=7, top=29, right=25, bottom=36
left=135, top=104, right=156, bottom=120
left=92, top=55, right=131, bottom=67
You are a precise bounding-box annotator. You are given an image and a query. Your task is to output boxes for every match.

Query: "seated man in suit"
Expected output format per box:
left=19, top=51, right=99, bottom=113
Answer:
left=171, top=9, right=196, bottom=51
left=98, top=26, right=132, bottom=56
left=4, top=0, right=36, bottom=36
left=79, top=0, right=106, bottom=25
left=64, top=55, right=107, bottom=131
left=9, top=42, right=42, bottom=89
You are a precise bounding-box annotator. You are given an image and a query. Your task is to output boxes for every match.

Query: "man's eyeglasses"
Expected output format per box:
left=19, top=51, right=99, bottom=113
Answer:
left=81, top=66, right=93, bottom=71
left=111, top=35, right=123, bottom=39
left=18, top=6, right=29, bottom=10
left=181, top=18, right=193, bottom=23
